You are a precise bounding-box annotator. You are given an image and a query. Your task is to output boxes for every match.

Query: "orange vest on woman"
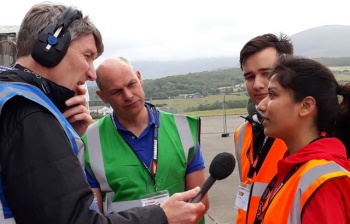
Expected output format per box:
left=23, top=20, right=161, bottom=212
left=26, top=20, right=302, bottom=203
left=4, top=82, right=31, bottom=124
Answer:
left=234, top=122, right=287, bottom=224
left=261, top=160, right=350, bottom=224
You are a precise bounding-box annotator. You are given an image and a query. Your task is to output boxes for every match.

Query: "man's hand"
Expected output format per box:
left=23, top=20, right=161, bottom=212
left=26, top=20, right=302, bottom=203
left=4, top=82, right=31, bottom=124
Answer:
left=161, top=187, right=206, bottom=224
left=64, top=85, right=92, bottom=136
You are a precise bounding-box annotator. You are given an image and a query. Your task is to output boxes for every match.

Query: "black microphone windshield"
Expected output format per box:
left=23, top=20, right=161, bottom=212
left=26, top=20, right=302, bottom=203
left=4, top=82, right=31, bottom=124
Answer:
left=188, top=152, right=236, bottom=203
left=209, top=152, right=236, bottom=180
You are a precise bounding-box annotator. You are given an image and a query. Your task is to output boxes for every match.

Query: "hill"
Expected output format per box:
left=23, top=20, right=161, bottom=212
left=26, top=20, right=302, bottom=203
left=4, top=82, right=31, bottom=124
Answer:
left=291, top=25, right=350, bottom=58
left=129, top=25, right=350, bottom=80
left=131, top=56, right=239, bottom=80
left=86, top=24, right=350, bottom=87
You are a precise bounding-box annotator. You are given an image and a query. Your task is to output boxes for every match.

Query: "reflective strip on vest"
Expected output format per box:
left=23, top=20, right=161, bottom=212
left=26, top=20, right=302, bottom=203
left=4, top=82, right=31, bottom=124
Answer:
left=251, top=182, right=268, bottom=197
left=235, top=122, right=247, bottom=181
left=86, top=112, right=195, bottom=212
left=263, top=160, right=350, bottom=224
left=0, top=170, right=15, bottom=223
left=0, top=83, right=84, bottom=223
left=286, top=161, right=350, bottom=224
left=85, top=120, right=112, bottom=192
left=104, top=192, right=142, bottom=213
left=0, top=83, right=83, bottom=160
left=173, top=114, right=193, bottom=162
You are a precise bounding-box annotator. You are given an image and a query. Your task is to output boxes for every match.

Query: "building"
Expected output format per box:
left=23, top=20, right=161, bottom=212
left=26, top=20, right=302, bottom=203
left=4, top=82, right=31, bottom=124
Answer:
left=178, top=92, right=203, bottom=98
left=0, top=26, right=19, bottom=66
left=89, top=105, right=113, bottom=116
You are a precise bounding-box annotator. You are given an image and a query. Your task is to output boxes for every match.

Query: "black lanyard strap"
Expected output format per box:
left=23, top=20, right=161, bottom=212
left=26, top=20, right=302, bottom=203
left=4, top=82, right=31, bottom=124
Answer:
left=149, top=104, right=159, bottom=177
left=254, top=164, right=300, bottom=223
left=247, top=137, right=274, bottom=178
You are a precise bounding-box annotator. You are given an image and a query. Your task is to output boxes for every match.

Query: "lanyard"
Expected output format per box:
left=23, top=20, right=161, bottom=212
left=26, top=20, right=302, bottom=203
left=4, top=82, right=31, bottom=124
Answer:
left=254, top=165, right=300, bottom=224
left=111, top=104, right=159, bottom=192
left=149, top=105, right=159, bottom=178
left=247, top=136, right=269, bottom=179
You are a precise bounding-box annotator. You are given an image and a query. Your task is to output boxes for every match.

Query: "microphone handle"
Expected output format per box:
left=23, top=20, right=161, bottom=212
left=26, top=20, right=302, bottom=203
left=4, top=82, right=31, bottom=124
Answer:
left=188, top=175, right=216, bottom=203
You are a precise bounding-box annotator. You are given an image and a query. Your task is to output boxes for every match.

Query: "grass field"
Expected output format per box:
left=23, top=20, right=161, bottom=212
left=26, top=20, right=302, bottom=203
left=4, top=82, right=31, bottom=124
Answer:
left=149, top=94, right=248, bottom=109
left=148, top=94, right=249, bottom=116
left=330, top=66, right=350, bottom=71
left=331, top=66, right=350, bottom=84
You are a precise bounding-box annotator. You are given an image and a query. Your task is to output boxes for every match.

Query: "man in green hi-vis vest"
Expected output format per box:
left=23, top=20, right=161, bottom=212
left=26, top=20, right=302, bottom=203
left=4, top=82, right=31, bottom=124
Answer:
left=82, top=57, right=209, bottom=223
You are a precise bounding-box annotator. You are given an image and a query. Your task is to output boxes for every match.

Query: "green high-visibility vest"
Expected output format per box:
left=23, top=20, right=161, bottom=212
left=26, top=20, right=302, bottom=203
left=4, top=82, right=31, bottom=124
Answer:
left=83, top=111, right=200, bottom=213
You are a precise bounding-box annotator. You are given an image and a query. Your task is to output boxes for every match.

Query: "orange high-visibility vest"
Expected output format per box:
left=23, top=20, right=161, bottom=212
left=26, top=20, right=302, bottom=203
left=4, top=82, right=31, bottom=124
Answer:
left=262, top=159, right=350, bottom=224
left=234, top=121, right=287, bottom=224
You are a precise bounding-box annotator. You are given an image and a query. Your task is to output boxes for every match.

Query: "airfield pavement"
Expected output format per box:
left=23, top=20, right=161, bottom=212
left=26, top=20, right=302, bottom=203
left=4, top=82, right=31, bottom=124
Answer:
left=199, top=114, right=244, bottom=224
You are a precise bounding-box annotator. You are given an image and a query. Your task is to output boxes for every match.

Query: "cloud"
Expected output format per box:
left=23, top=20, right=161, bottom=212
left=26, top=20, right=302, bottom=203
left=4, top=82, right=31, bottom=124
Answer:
left=1, top=0, right=350, bottom=65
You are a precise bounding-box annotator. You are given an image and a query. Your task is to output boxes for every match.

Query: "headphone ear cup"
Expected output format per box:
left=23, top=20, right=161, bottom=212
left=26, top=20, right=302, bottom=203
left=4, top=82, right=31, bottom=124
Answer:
left=31, top=6, right=81, bottom=67
left=32, top=25, right=71, bottom=67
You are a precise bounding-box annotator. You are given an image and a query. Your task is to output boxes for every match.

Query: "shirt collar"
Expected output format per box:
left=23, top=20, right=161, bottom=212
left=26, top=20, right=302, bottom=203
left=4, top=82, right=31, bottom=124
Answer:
left=113, top=104, right=156, bottom=131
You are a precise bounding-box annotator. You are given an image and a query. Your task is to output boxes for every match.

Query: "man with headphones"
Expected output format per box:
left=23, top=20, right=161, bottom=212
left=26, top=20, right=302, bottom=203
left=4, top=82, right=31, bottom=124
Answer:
left=0, top=3, right=204, bottom=224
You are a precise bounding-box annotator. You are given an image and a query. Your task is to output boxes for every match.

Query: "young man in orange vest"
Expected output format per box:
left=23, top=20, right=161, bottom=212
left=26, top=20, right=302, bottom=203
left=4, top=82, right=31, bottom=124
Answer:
left=234, top=33, right=293, bottom=224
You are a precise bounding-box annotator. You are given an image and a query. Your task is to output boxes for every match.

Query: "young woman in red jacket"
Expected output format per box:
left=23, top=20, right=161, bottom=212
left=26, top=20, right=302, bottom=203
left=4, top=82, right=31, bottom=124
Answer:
left=254, top=55, right=350, bottom=224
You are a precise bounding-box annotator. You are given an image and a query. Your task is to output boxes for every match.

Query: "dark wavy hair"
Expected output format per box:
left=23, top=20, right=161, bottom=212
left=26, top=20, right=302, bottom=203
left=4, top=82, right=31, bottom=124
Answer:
left=271, top=55, right=350, bottom=155
left=240, top=33, right=293, bottom=70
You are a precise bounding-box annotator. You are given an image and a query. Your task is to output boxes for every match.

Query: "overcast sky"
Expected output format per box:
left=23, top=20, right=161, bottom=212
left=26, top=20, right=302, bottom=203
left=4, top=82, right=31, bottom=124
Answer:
left=1, top=0, right=349, bottom=66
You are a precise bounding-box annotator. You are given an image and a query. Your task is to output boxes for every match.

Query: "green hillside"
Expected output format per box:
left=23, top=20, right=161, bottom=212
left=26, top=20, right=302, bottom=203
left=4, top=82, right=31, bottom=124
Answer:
left=142, top=57, right=350, bottom=100
left=143, top=68, right=244, bottom=99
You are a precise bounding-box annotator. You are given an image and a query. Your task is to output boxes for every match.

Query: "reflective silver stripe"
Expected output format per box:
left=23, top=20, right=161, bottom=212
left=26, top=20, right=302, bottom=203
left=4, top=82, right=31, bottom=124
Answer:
left=0, top=194, right=15, bottom=223
left=251, top=182, right=268, bottom=197
left=104, top=192, right=142, bottom=213
left=71, top=126, right=85, bottom=167
left=0, top=83, right=44, bottom=103
left=86, top=120, right=112, bottom=192
left=235, top=122, right=247, bottom=181
left=0, top=85, right=20, bottom=223
left=287, top=161, right=350, bottom=224
left=0, top=217, right=15, bottom=224
left=173, top=114, right=195, bottom=162
left=0, top=84, right=82, bottom=163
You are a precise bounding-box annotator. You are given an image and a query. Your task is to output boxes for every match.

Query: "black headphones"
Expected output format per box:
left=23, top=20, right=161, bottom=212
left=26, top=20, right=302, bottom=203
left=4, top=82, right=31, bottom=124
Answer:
left=31, top=6, right=82, bottom=67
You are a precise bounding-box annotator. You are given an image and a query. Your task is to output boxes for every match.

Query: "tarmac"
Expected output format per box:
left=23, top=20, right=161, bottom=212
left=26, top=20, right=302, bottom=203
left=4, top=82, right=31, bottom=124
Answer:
left=199, top=115, right=244, bottom=224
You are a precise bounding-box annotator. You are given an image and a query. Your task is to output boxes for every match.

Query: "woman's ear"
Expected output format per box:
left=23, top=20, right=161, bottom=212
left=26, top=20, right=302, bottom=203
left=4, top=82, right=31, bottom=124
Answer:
left=300, top=96, right=316, bottom=117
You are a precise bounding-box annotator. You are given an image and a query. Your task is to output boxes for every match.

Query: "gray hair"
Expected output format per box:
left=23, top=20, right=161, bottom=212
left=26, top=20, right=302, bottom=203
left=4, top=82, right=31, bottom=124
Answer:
left=16, top=2, right=103, bottom=58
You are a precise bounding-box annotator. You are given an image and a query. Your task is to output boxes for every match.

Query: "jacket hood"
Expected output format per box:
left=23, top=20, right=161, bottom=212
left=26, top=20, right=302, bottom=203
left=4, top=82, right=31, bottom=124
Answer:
left=278, top=137, right=350, bottom=173
left=0, top=64, right=75, bottom=112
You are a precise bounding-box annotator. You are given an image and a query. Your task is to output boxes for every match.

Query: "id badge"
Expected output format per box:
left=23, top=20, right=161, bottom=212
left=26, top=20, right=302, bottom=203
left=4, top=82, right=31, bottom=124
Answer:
left=234, top=182, right=252, bottom=211
left=140, top=190, right=169, bottom=207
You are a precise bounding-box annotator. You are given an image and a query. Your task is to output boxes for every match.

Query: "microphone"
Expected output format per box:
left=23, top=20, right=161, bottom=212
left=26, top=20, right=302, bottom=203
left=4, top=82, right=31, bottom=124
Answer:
left=189, top=152, right=236, bottom=203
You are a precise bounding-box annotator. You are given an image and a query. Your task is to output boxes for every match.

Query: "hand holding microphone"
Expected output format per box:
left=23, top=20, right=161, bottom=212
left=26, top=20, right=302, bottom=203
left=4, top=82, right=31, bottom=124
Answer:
left=189, top=152, right=236, bottom=203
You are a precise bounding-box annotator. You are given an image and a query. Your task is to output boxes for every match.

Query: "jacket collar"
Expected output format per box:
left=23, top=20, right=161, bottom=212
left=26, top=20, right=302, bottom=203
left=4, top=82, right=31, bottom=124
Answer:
left=1, top=64, right=75, bottom=112
left=277, top=137, right=349, bottom=180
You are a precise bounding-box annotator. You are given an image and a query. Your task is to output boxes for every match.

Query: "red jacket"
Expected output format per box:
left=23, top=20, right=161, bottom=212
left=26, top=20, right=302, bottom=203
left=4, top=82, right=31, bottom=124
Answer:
left=270, top=137, right=350, bottom=224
